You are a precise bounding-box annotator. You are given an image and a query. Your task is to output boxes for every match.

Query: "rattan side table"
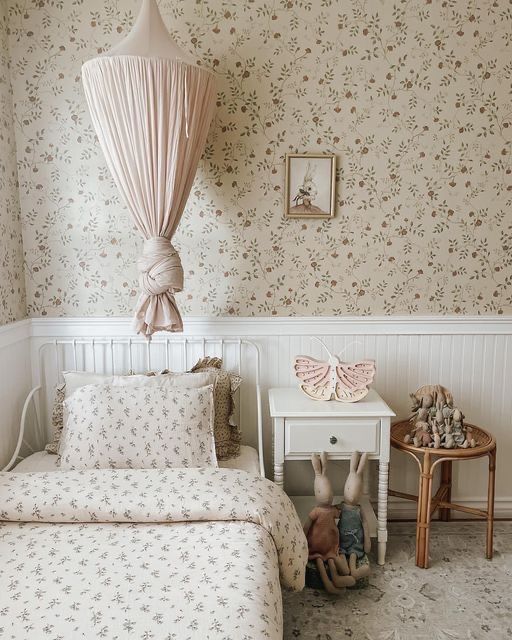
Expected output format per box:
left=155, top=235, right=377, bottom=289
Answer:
left=389, top=421, right=496, bottom=569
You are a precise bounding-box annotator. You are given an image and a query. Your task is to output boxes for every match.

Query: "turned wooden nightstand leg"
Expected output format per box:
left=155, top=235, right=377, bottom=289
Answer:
left=486, top=447, right=496, bottom=560
left=272, top=417, right=285, bottom=489
left=416, top=451, right=433, bottom=569
left=273, top=462, right=284, bottom=488
left=377, top=460, right=389, bottom=565
left=439, top=460, right=452, bottom=522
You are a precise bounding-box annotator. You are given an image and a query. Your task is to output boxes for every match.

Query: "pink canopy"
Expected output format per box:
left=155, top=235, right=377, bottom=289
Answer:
left=82, top=1, right=215, bottom=335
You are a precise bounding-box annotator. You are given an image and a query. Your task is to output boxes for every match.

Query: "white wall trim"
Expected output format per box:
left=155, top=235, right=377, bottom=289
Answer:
left=0, top=318, right=31, bottom=350
left=0, top=319, right=32, bottom=469
left=29, top=315, right=512, bottom=337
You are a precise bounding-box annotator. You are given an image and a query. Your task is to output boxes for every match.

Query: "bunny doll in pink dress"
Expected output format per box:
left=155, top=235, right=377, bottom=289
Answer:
left=303, top=452, right=356, bottom=593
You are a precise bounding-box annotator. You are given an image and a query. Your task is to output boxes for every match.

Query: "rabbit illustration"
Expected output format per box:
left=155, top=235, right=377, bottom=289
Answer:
left=337, top=451, right=371, bottom=580
left=293, top=161, right=319, bottom=207
left=301, top=161, right=318, bottom=200
left=303, top=452, right=355, bottom=593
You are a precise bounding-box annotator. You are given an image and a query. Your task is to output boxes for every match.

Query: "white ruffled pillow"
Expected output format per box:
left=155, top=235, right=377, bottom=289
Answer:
left=62, top=369, right=216, bottom=399
left=58, top=383, right=217, bottom=470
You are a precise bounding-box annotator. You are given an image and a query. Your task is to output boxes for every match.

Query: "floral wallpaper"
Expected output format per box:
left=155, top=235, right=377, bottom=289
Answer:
left=4, top=0, right=512, bottom=318
left=0, top=2, right=25, bottom=326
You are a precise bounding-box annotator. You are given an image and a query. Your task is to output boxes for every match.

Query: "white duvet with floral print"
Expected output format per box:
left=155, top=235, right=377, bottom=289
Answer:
left=0, top=468, right=307, bottom=640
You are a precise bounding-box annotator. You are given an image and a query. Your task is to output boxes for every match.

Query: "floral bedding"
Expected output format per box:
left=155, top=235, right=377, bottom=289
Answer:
left=0, top=468, right=307, bottom=640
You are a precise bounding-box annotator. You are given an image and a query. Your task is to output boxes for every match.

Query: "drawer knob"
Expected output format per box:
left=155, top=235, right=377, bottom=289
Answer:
left=329, top=435, right=338, bottom=445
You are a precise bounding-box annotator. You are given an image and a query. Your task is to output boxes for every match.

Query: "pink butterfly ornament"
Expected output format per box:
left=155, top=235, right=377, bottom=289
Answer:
left=293, top=340, right=376, bottom=403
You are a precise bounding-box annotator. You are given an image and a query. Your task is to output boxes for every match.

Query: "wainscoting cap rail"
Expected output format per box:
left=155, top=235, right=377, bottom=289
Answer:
left=0, top=318, right=31, bottom=350
left=28, top=316, right=512, bottom=337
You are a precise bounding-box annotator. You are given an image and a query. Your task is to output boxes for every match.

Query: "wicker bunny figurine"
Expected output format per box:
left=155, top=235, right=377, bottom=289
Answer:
left=303, top=452, right=356, bottom=594
left=337, top=451, right=371, bottom=580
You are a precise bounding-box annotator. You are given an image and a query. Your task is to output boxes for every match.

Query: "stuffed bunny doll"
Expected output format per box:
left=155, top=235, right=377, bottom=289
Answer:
left=337, top=451, right=371, bottom=580
left=303, top=452, right=356, bottom=593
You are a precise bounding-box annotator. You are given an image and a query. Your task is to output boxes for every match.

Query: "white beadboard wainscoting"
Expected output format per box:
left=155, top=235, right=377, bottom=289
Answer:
left=1, top=316, right=511, bottom=518
left=0, top=320, right=33, bottom=468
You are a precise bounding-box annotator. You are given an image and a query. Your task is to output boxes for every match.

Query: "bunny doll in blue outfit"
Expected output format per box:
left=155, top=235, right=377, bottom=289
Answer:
left=337, top=451, right=371, bottom=580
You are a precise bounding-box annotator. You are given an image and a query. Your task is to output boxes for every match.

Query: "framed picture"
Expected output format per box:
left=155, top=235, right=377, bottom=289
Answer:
left=285, top=153, right=336, bottom=219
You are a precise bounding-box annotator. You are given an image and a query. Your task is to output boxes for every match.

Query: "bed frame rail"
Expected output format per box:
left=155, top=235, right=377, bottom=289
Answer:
left=4, top=337, right=263, bottom=476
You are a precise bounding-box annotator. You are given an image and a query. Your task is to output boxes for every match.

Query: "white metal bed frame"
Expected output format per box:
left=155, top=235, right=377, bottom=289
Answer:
left=4, top=337, right=264, bottom=475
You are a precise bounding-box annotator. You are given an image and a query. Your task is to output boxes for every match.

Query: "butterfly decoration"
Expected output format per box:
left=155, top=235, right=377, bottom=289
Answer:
left=293, top=339, right=376, bottom=402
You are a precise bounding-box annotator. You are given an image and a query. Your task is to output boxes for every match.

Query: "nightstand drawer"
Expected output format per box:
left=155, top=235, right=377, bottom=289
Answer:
left=284, top=418, right=380, bottom=457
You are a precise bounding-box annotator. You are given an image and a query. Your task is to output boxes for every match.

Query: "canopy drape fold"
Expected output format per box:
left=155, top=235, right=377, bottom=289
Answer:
left=82, top=55, right=215, bottom=335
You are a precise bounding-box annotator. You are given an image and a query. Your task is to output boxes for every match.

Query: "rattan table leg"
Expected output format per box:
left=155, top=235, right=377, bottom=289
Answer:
left=415, top=461, right=423, bottom=566
left=416, top=451, right=432, bottom=568
left=439, top=460, right=452, bottom=521
left=486, top=447, right=496, bottom=560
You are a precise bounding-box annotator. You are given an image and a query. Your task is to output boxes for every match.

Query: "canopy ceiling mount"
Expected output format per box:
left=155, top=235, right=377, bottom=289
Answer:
left=105, top=0, right=197, bottom=62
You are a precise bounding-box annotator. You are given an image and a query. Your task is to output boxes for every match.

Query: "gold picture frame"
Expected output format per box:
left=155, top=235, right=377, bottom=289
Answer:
left=285, top=153, right=336, bottom=219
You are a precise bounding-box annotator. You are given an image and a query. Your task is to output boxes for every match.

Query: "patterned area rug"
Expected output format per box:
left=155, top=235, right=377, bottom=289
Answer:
left=283, top=521, right=512, bottom=640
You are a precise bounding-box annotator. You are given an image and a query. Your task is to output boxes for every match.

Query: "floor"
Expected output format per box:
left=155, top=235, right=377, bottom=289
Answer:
left=283, top=521, right=512, bottom=640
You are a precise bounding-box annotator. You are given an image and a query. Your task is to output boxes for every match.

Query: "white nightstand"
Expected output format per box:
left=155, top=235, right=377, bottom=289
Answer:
left=269, top=387, right=395, bottom=565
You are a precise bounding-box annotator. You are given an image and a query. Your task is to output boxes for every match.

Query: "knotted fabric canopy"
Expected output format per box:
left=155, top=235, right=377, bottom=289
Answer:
left=82, top=55, right=215, bottom=335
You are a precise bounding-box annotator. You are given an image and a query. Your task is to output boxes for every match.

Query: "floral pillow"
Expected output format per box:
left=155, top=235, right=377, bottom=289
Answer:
left=45, top=370, right=216, bottom=455
left=58, top=383, right=217, bottom=470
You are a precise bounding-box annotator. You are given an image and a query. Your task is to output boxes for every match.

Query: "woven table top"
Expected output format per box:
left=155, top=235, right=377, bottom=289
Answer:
left=391, top=420, right=495, bottom=457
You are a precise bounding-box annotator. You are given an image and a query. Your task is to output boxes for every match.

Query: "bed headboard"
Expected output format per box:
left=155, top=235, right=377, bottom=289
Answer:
left=7, top=337, right=263, bottom=475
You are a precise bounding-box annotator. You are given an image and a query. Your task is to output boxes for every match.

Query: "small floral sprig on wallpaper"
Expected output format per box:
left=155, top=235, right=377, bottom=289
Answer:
left=2, top=0, right=512, bottom=319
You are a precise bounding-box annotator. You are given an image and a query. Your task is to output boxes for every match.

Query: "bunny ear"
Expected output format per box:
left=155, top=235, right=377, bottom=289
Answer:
left=320, top=451, right=328, bottom=474
left=350, top=451, right=359, bottom=472
left=357, top=452, right=368, bottom=475
left=311, top=453, right=322, bottom=476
